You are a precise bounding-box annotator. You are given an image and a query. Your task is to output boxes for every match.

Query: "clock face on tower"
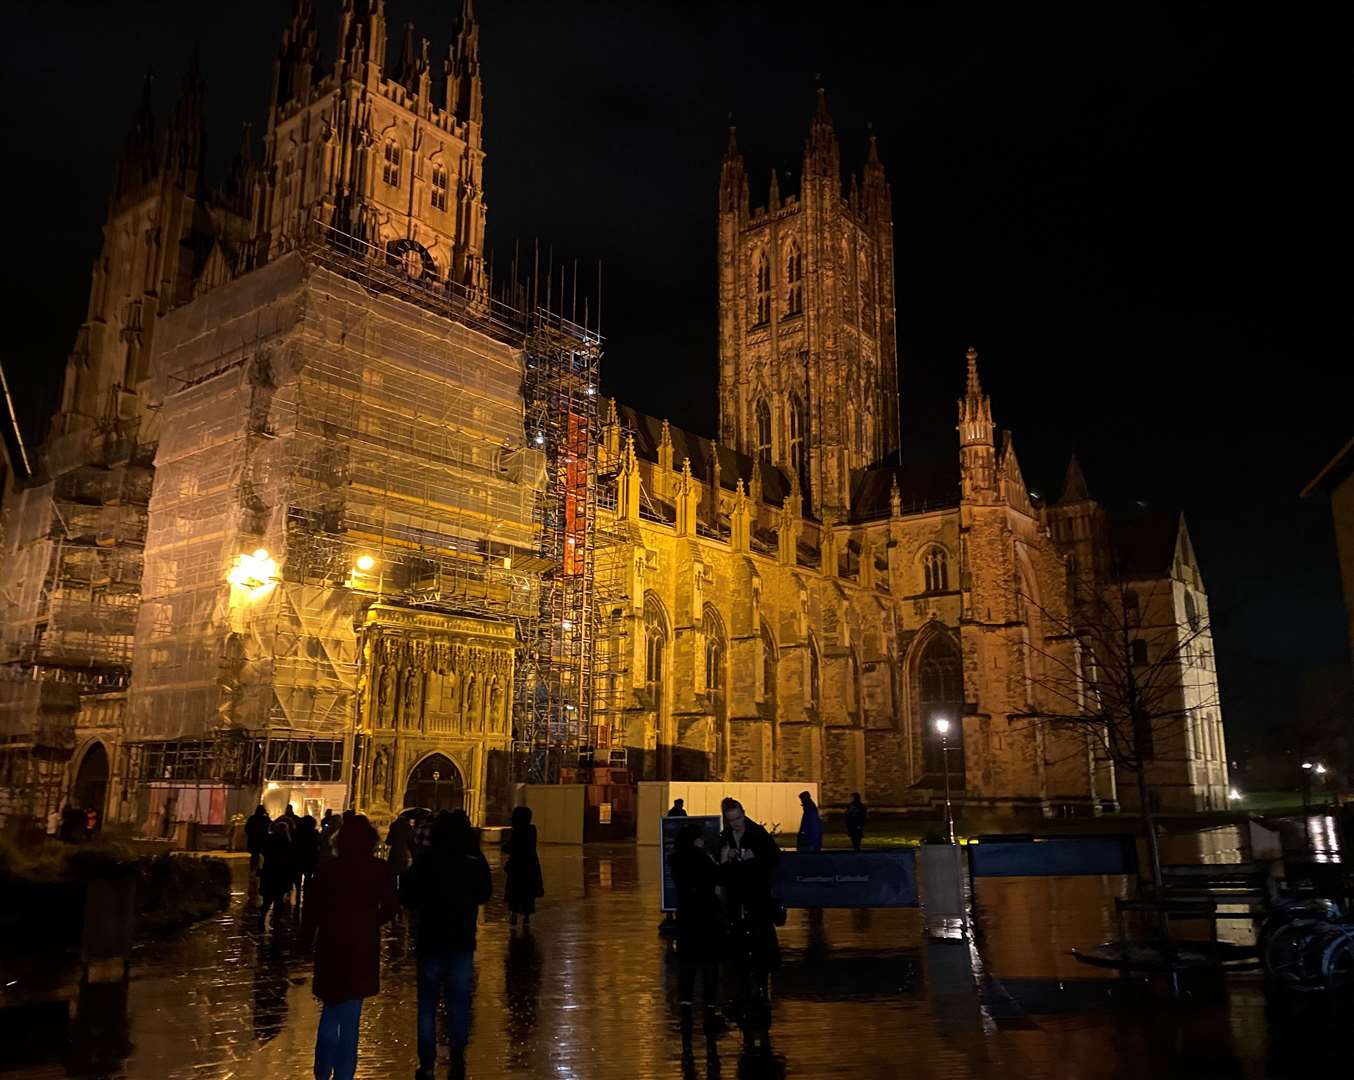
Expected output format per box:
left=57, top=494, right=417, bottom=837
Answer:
left=386, top=238, right=437, bottom=283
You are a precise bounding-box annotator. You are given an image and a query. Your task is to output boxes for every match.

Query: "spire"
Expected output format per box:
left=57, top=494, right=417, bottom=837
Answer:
left=804, top=83, right=840, bottom=181
left=862, top=123, right=889, bottom=223
left=958, top=347, right=997, bottom=500
left=398, top=22, right=419, bottom=92
left=768, top=168, right=781, bottom=211
left=167, top=49, right=207, bottom=187
left=1057, top=455, right=1091, bottom=505
left=446, top=0, right=482, bottom=124
left=273, top=0, right=320, bottom=117
left=719, top=119, right=747, bottom=217
left=112, top=74, right=160, bottom=205
left=339, top=0, right=386, bottom=81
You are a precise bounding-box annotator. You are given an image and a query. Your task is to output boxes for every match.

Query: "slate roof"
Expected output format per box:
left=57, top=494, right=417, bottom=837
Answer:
left=848, top=456, right=961, bottom=521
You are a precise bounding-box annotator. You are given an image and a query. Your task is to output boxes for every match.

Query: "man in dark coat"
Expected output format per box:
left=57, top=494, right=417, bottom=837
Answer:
left=668, top=798, right=687, bottom=817
left=718, top=797, right=781, bottom=1053
left=245, top=805, right=271, bottom=875
left=796, top=791, right=824, bottom=853
left=670, top=822, right=725, bottom=1057
left=501, top=805, right=544, bottom=929
left=259, top=820, right=295, bottom=924
left=400, top=809, right=492, bottom=1079
left=845, top=793, right=867, bottom=852
left=304, top=815, right=398, bottom=1080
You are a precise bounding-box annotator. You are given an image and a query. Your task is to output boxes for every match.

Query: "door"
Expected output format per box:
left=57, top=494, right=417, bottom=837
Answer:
left=403, top=753, right=464, bottom=813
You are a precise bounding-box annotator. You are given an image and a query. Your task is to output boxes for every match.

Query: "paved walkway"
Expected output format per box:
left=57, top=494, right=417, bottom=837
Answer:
left=3, top=843, right=1351, bottom=1079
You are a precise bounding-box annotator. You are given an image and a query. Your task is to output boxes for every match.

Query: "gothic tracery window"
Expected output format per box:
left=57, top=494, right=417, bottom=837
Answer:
left=755, top=399, right=773, bottom=464
left=644, top=593, right=668, bottom=705
left=918, top=634, right=964, bottom=777
left=923, top=547, right=949, bottom=593
left=280, top=154, right=294, bottom=206
left=761, top=623, right=777, bottom=705
left=754, top=251, right=771, bottom=325
left=383, top=140, right=402, bottom=188
left=703, top=606, right=726, bottom=694
left=785, top=240, right=803, bottom=316
left=788, top=393, right=808, bottom=494
left=859, top=252, right=875, bottom=334
left=430, top=163, right=448, bottom=211
left=807, top=637, right=821, bottom=711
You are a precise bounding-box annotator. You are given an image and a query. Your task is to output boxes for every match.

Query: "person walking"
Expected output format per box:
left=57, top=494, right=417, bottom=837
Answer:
left=281, top=803, right=299, bottom=839
left=796, top=791, right=823, bottom=853
left=400, top=810, right=492, bottom=1079
left=502, top=805, right=544, bottom=930
left=304, top=815, right=399, bottom=1080
left=386, top=814, right=415, bottom=881
left=245, top=805, right=271, bottom=875
left=293, top=814, right=320, bottom=903
left=845, top=793, right=867, bottom=852
left=668, top=798, right=688, bottom=817
left=669, top=822, right=726, bottom=1059
left=718, top=797, right=781, bottom=1054
left=259, top=819, right=295, bottom=925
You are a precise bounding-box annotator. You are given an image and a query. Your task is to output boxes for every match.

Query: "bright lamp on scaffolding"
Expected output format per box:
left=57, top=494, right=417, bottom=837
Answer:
left=534, top=432, right=545, bottom=446
left=355, top=554, right=376, bottom=572
left=228, top=548, right=278, bottom=592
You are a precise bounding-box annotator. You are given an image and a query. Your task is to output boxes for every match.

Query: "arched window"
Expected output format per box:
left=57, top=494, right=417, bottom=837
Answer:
left=755, top=399, right=772, bottom=464
left=923, top=547, right=949, bottom=593
left=383, top=140, right=402, bottom=188
left=1184, top=590, right=1199, bottom=632
left=918, top=634, right=964, bottom=778
left=807, top=637, right=821, bottom=711
left=785, top=240, right=803, bottom=316
left=760, top=623, right=777, bottom=706
left=430, top=162, right=448, bottom=211
left=703, top=606, right=726, bottom=694
left=788, top=393, right=808, bottom=492
left=859, top=252, right=875, bottom=334
left=644, top=594, right=668, bottom=703
left=754, top=251, right=771, bottom=325
left=280, top=154, right=295, bottom=205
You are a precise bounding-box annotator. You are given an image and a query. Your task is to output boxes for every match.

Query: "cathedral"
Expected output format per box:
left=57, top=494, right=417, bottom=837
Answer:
left=0, top=1, right=1229, bottom=836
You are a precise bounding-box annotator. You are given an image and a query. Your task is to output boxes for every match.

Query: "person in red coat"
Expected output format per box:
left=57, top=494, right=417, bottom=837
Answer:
left=304, top=814, right=399, bottom=1080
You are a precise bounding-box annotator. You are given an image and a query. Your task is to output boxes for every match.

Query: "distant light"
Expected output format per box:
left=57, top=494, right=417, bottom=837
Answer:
left=502, top=556, right=512, bottom=569
left=1302, top=761, right=1314, bottom=770
left=266, top=782, right=281, bottom=792
left=561, top=619, right=574, bottom=631
left=1228, top=788, right=1241, bottom=801
left=228, top=549, right=278, bottom=592
left=1029, top=490, right=1040, bottom=500
left=1315, top=764, right=1328, bottom=775
left=934, top=717, right=951, bottom=736
left=586, top=385, right=596, bottom=396
left=534, top=432, right=545, bottom=445
left=355, top=554, right=376, bottom=572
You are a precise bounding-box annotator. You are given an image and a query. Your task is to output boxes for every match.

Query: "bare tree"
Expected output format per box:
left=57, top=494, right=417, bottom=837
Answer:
left=1019, top=568, right=1222, bottom=890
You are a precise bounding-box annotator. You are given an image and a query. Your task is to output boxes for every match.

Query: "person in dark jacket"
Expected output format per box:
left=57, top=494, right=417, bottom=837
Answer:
left=400, top=809, right=492, bottom=1079
left=845, top=793, right=867, bottom=852
left=304, top=815, right=398, bottom=1080
left=669, top=822, right=725, bottom=1057
left=718, top=797, right=781, bottom=1052
left=668, top=798, right=687, bottom=817
left=259, top=819, right=295, bottom=924
left=245, top=805, right=271, bottom=875
left=501, top=805, right=544, bottom=929
left=293, top=814, right=320, bottom=902
left=796, top=791, right=823, bottom=853
left=385, top=814, right=415, bottom=881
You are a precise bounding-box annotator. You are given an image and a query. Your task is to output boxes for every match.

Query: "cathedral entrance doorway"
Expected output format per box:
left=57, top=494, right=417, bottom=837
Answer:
left=403, top=753, right=465, bottom=813
left=917, top=635, right=966, bottom=787
left=72, top=742, right=110, bottom=820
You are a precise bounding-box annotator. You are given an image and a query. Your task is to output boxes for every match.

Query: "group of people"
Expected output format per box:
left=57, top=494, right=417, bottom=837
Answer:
left=665, top=790, right=870, bottom=1062
left=247, top=801, right=543, bottom=1080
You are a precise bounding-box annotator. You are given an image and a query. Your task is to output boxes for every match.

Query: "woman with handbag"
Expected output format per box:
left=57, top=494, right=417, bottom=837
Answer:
left=669, top=822, right=727, bottom=1059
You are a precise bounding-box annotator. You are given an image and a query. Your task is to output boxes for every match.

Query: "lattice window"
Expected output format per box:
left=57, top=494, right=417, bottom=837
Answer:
left=383, top=141, right=402, bottom=188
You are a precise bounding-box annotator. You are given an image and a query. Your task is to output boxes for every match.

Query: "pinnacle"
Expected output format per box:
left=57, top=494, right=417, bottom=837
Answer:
left=965, top=346, right=982, bottom=397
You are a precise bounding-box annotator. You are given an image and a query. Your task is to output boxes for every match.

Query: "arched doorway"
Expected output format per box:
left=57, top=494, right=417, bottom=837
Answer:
left=403, top=753, right=464, bottom=813
left=916, top=634, right=965, bottom=787
left=72, top=742, right=110, bottom=820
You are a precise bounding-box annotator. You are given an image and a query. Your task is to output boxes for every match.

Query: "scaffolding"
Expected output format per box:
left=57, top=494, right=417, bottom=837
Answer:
left=113, top=219, right=618, bottom=819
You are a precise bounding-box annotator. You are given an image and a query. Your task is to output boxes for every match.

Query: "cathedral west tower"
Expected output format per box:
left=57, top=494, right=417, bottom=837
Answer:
left=717, top=90, right=898, bottom=518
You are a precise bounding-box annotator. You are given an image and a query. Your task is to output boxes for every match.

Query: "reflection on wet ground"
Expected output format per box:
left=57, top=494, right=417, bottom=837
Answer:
left=3, top=834, right=1353, bottom=1080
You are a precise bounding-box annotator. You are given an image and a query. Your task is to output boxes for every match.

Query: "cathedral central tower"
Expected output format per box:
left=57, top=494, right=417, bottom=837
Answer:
left=717, top=90, right=898, bottom=517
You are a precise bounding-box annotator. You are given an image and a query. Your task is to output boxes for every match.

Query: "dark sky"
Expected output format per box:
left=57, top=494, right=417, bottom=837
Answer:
left=2, top=1, right=1350, bottom=751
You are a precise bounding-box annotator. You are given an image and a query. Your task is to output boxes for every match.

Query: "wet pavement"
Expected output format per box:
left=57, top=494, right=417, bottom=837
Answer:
left=3, top=824, right=1353, bottom=1080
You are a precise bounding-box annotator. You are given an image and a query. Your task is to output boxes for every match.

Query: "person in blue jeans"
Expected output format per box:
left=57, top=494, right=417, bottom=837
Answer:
left=303, top=814, right=399, bottom=1080
left=400, top=809, right=493, bottom=1079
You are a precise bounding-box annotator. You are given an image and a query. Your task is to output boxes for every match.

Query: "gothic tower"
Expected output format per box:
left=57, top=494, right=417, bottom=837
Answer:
left=717, top=89, right=898, bottom=516
left=255, top=0, right=487, bottom=294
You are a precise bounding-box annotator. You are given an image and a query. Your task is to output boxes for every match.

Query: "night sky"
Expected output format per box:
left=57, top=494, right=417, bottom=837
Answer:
left=2, top=2, right=1350, bottom=752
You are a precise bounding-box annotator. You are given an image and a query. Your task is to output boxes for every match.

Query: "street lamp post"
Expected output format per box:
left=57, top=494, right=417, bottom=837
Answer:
left=935, top=717, right=956, bottom=845
left=1302, top=760, right=1315, bottom=813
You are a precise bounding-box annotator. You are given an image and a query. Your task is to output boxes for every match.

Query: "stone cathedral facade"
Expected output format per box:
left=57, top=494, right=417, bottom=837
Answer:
left=0, top=2, right=1230, bottom=831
